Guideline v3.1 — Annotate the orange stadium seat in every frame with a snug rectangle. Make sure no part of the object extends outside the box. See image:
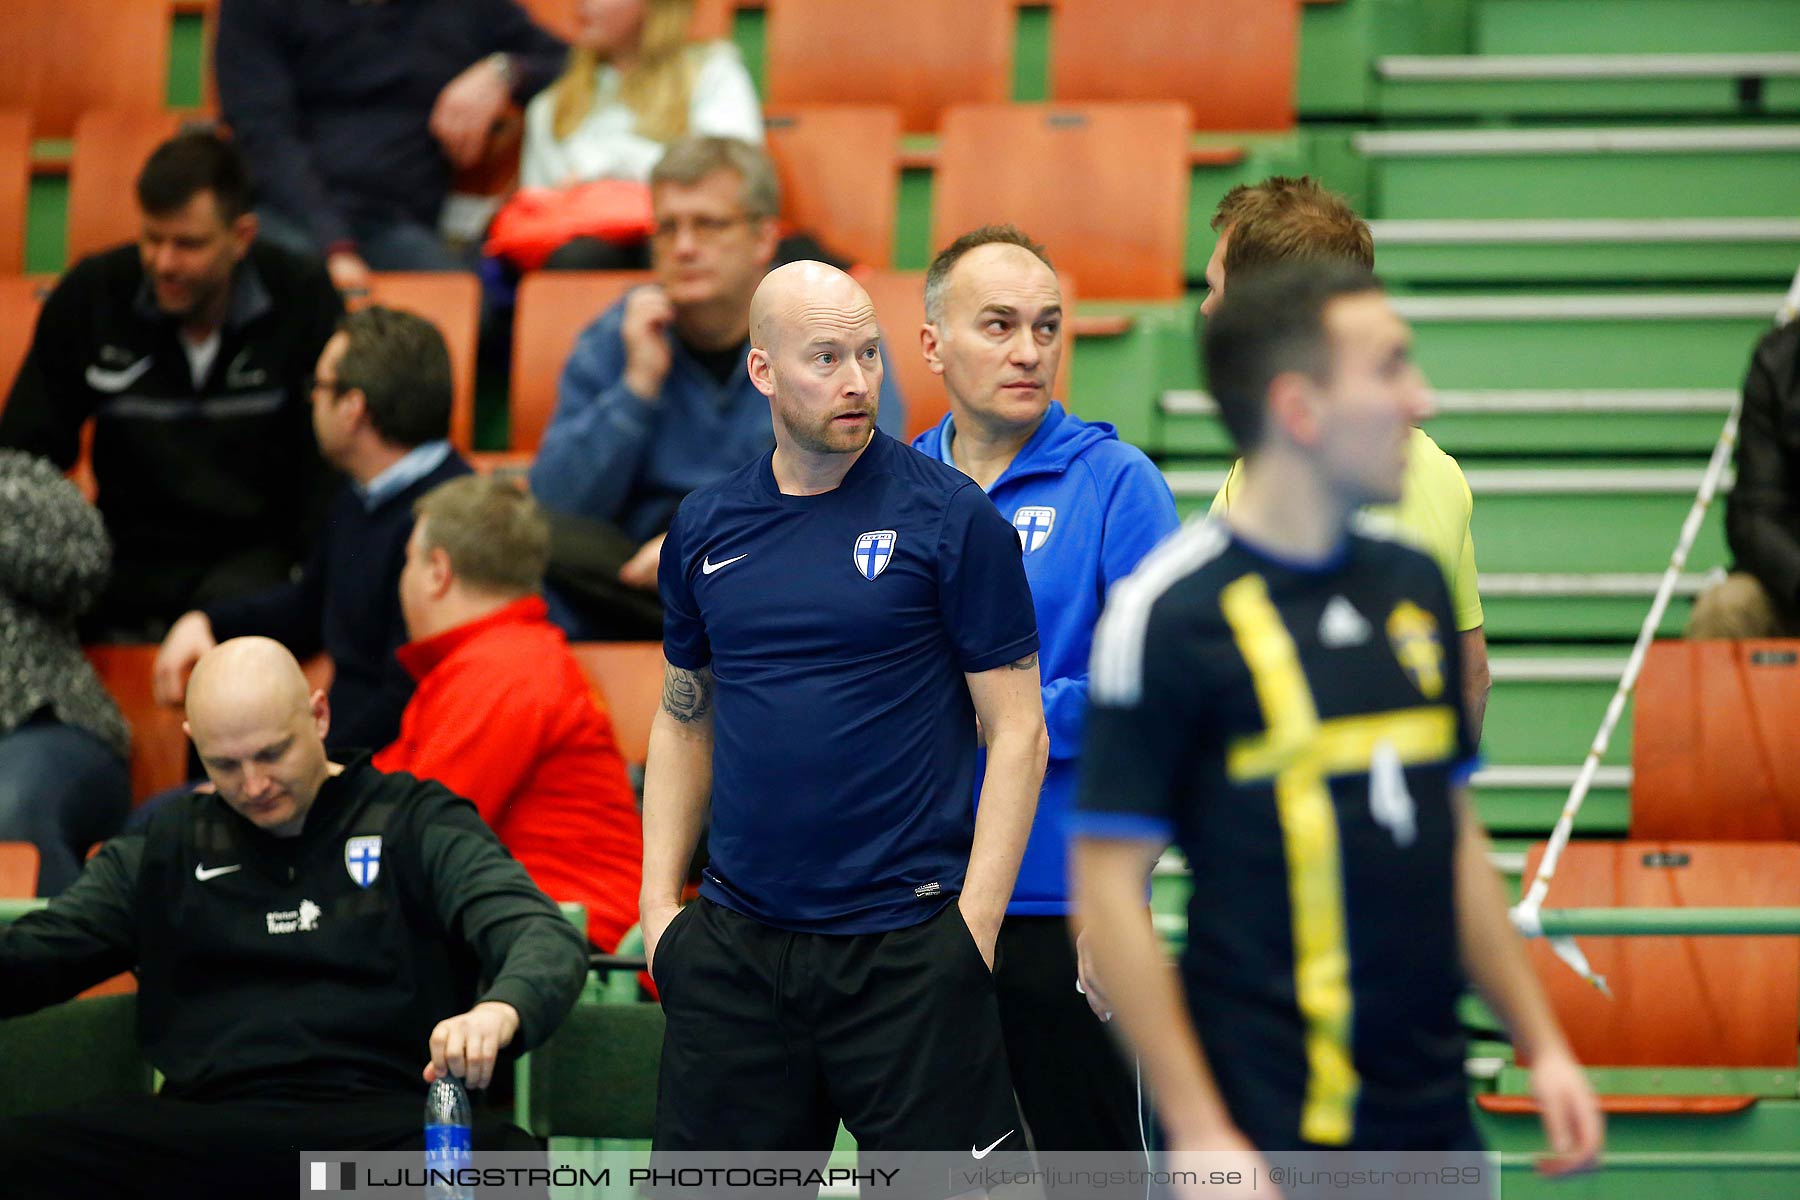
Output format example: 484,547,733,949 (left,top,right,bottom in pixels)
516,0,580,41
520,0,737,42
569,642,666,769
1629,639,1800,841
687,0,737,39
764,0,1013,135
67,110,185,263
0,276,52,410
1049,0,1301,131
0,1,172,140
1480,841,1800,1116
857,271,937,441
84,646,190,804
764,106,900,268
859,269,1077,442
356,273,483,455
0,275,91,495
510,270,654,453
933,103,1190,300
0,842,41,898
0,110,29,274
